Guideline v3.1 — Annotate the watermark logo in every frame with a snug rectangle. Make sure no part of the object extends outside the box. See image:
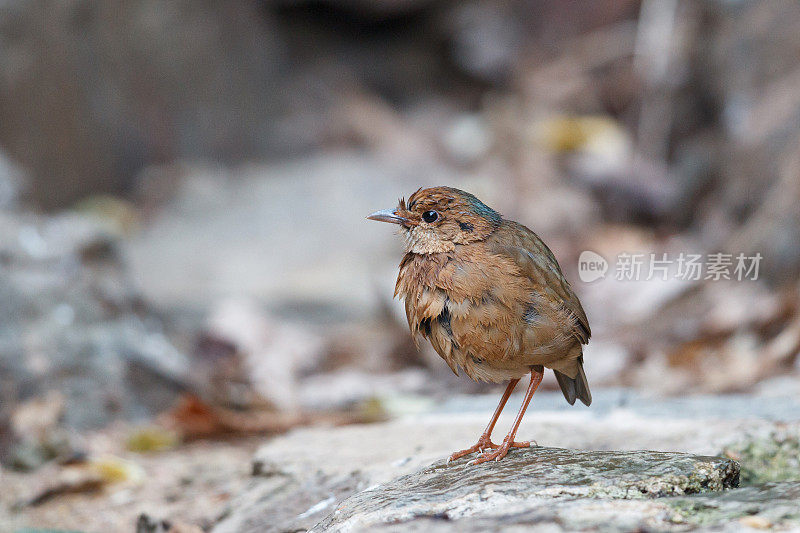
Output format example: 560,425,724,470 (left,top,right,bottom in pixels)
578,251,762,282
578,250,609,283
